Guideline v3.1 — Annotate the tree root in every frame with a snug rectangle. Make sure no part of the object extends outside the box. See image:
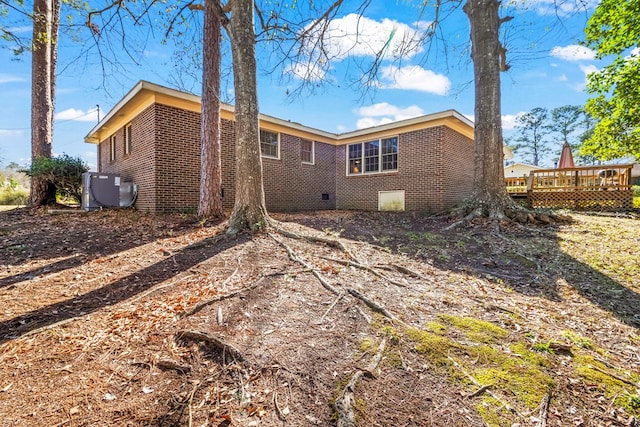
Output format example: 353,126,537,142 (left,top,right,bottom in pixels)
272,223,358,259
335,337,387,427
269,233,341,296
177,330,245,363
539,392,551,427
345,288,404,326
320,256,409,288
179,272,274,319
270,232,405,326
